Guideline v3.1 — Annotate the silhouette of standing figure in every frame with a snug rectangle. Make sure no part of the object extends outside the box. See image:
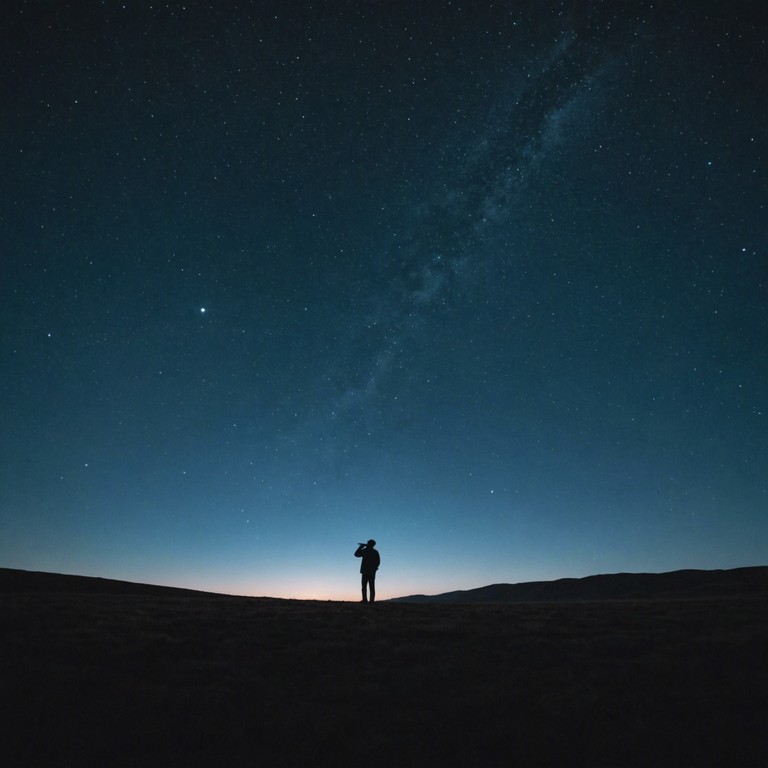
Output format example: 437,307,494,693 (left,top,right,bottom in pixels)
355,540,380,603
